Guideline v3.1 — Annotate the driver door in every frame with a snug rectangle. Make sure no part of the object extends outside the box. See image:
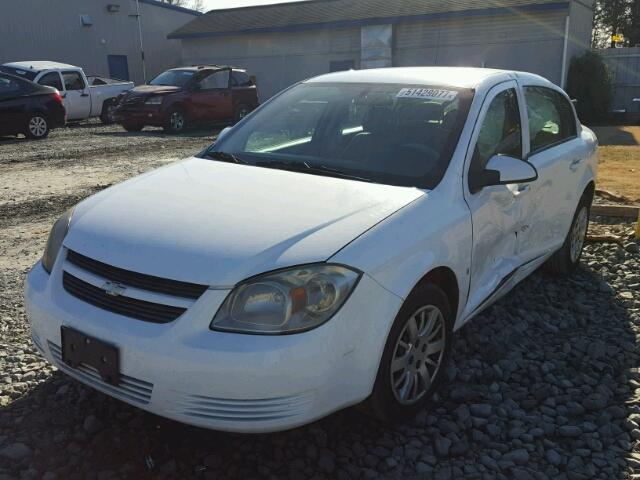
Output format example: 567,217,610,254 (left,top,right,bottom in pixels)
462,81,529,320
